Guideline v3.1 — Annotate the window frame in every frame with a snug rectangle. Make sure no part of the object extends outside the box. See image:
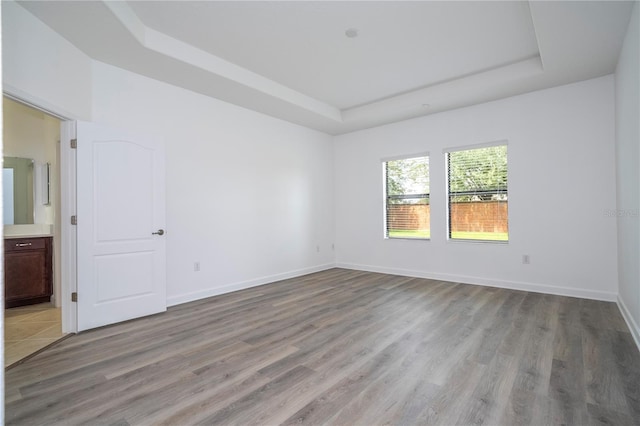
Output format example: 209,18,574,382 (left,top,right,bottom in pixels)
382,152,431,241
444,141,509,244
